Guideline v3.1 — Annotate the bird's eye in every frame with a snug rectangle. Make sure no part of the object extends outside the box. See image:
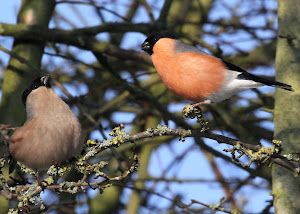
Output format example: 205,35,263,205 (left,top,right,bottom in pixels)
33,83,39,89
